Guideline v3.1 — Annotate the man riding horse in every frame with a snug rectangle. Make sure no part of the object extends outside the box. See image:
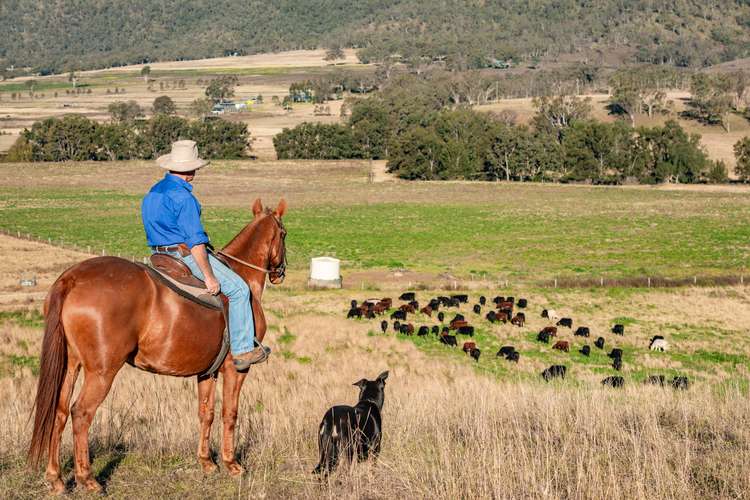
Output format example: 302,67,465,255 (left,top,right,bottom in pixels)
142,140,269,370
28,139,287,493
